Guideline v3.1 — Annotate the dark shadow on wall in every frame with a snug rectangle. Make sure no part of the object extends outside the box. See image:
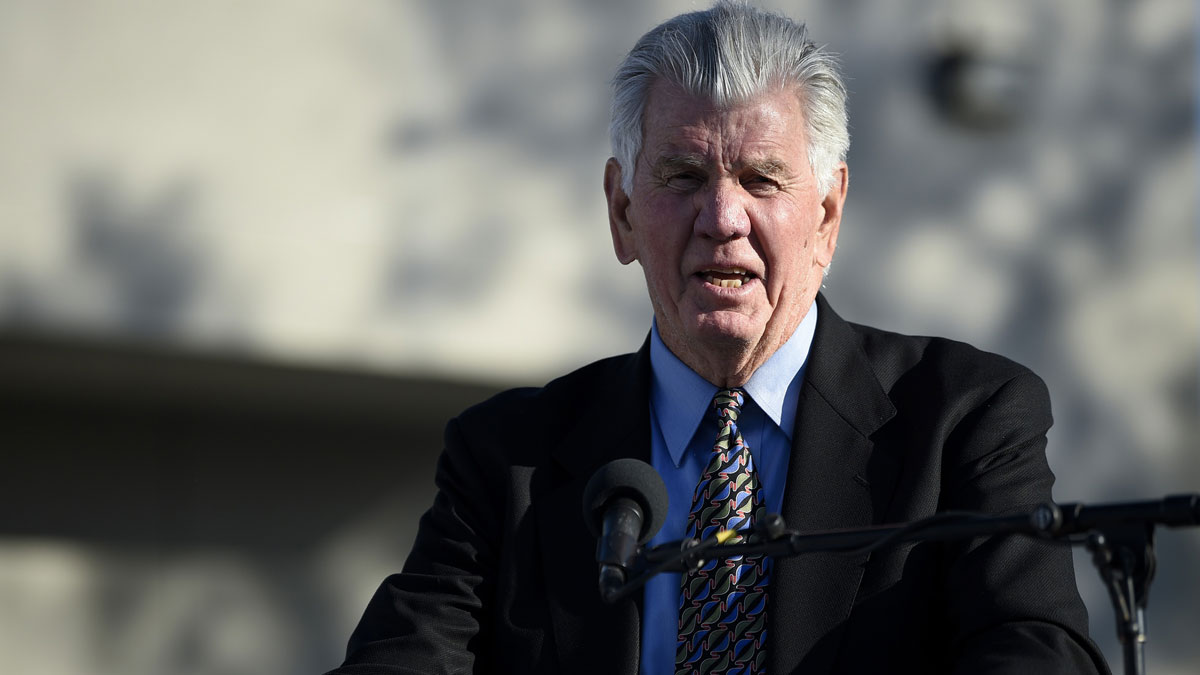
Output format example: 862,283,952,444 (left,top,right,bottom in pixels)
0,170,230,342
0,333,502,546
0,334,505,673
